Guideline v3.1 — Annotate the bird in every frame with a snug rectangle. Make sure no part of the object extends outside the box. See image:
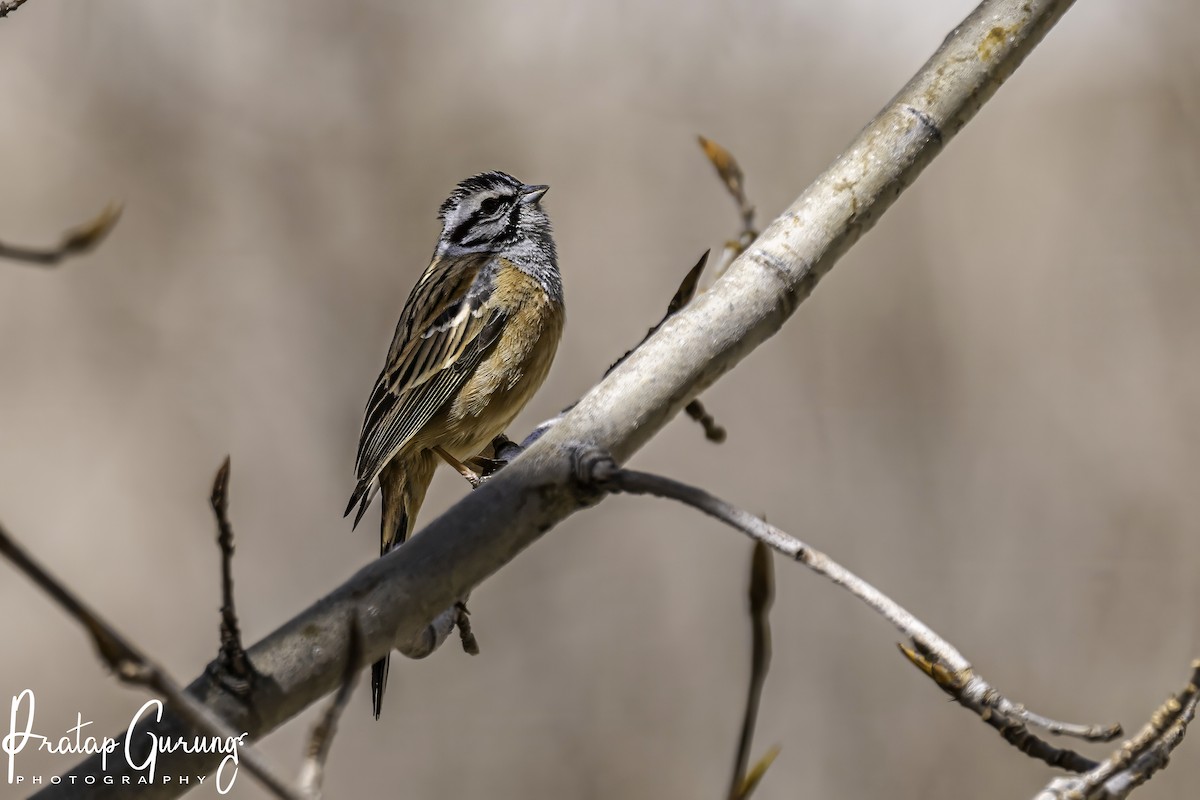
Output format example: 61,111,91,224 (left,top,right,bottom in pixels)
345,170,565,719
